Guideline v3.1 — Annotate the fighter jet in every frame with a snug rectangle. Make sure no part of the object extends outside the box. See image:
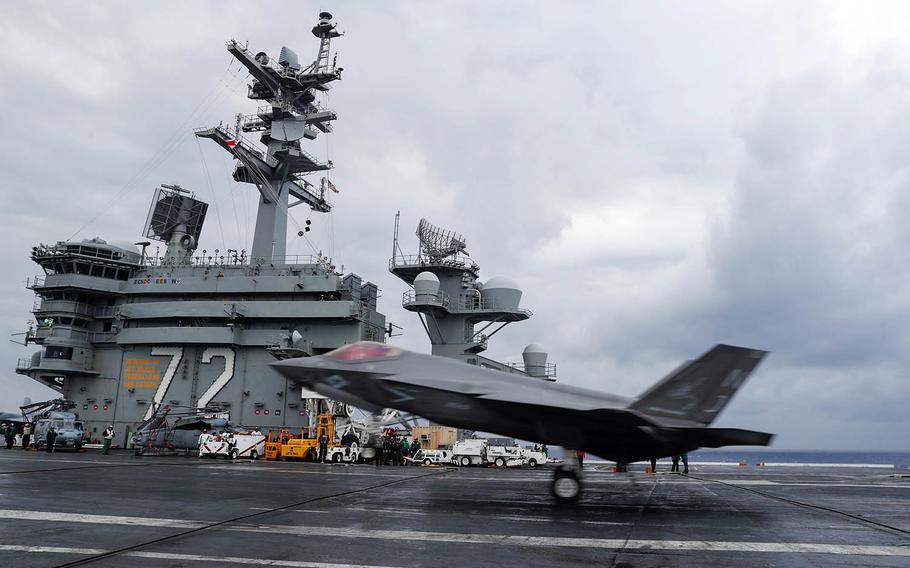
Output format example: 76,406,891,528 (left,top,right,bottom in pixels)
272,341,773,502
